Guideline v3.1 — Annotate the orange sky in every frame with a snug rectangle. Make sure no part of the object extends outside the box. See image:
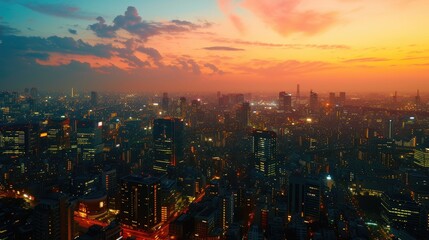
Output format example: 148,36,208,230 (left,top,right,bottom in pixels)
1,0,428,92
